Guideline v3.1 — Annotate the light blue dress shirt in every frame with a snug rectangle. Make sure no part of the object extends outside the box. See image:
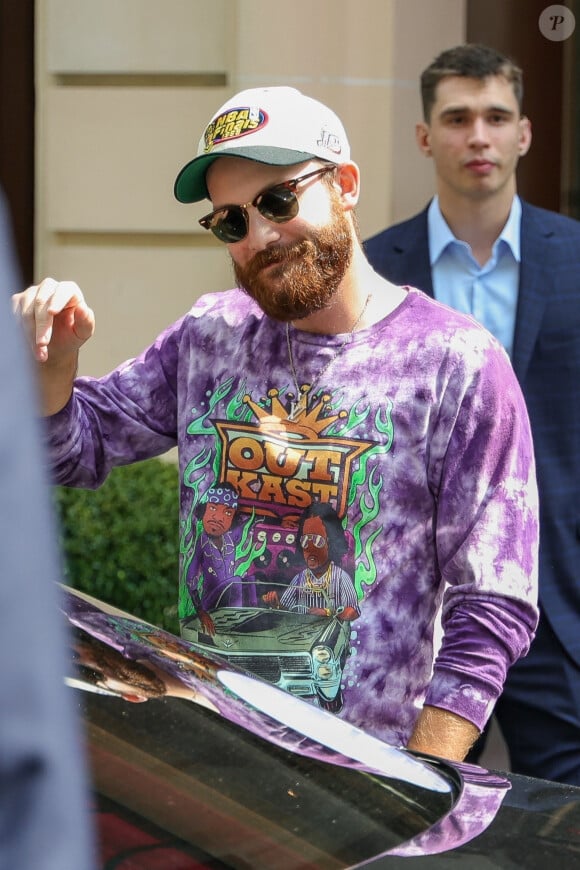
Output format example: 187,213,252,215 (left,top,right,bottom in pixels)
428,195,521,358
